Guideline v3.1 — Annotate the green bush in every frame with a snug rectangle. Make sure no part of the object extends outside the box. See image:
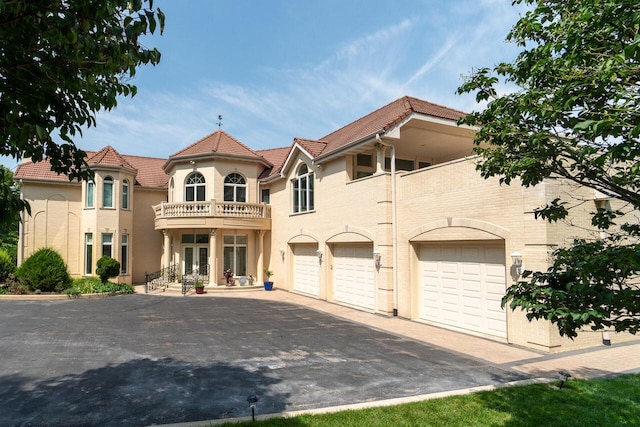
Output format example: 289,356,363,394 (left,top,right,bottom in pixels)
69,276,134,295
15,248,71,292
0,248,15,282
96,256,120,284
